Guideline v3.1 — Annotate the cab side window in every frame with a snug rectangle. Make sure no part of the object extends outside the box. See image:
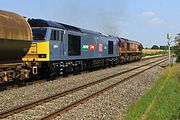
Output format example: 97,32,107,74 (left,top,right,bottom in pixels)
108,41,113,54
51,30,60,41
127,43,130,51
